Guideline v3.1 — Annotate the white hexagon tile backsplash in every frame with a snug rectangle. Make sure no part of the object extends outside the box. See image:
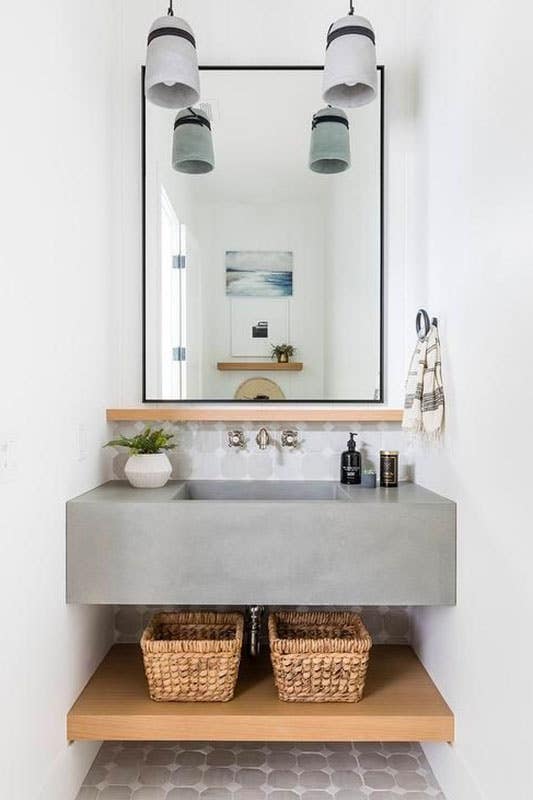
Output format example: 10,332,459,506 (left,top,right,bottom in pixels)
114,605,411,646
110,421,412,483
